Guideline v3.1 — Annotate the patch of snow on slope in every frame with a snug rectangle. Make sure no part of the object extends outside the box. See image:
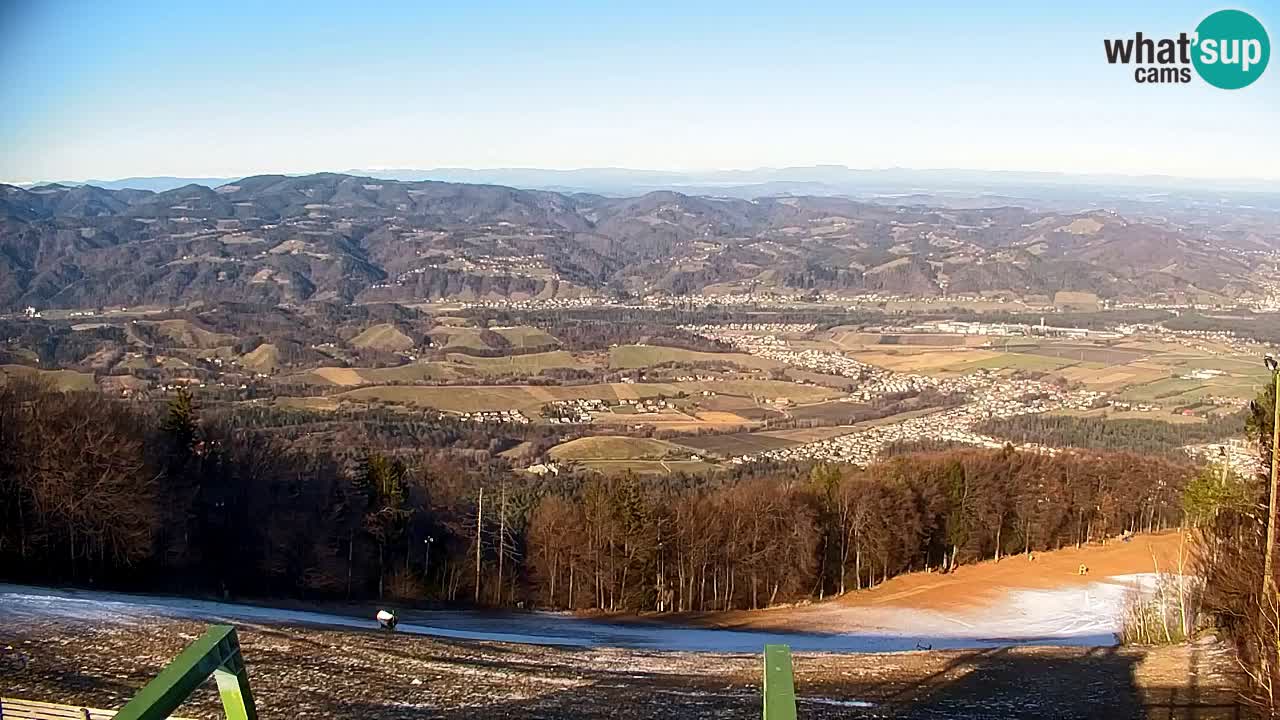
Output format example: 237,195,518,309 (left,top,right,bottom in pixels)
0,576,1161,653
